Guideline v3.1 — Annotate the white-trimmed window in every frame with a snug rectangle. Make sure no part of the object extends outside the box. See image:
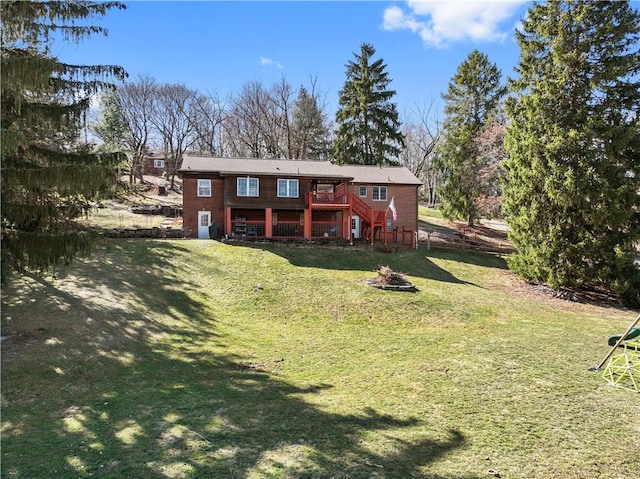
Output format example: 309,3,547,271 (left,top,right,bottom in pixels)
359,185,367,197
278,179,299,198
153,159,165,168
237,177,259,197
372,186,387,201
197,179,211,197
